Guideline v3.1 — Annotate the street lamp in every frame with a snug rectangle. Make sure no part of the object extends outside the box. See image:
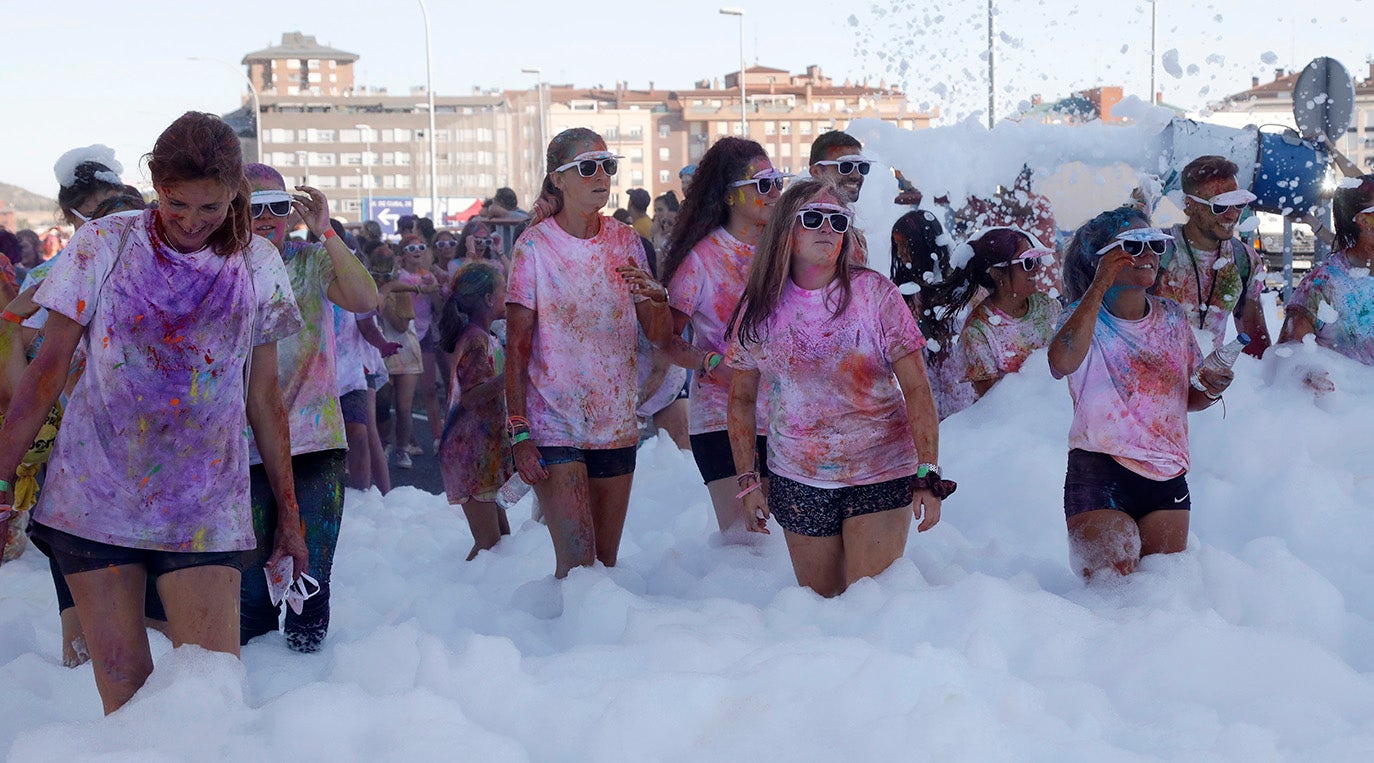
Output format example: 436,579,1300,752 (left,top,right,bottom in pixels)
521,67,547,186
188,56,262,163
356,123,373,221
719,8,746,136
1150,0,1159,104
986,0,996,129
417,0,440,224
